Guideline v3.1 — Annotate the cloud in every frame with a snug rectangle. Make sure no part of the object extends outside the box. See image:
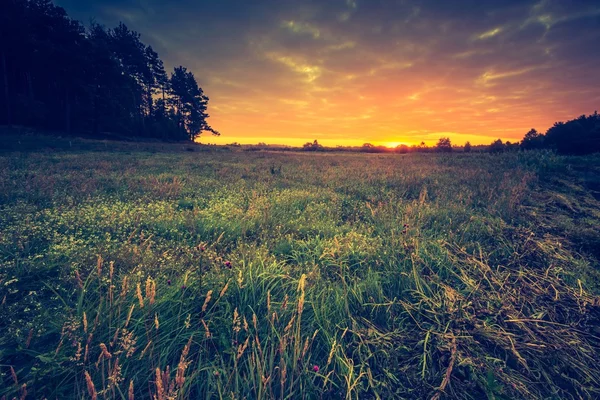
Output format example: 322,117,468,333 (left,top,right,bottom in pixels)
54,0,600,145
281,20,321,39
